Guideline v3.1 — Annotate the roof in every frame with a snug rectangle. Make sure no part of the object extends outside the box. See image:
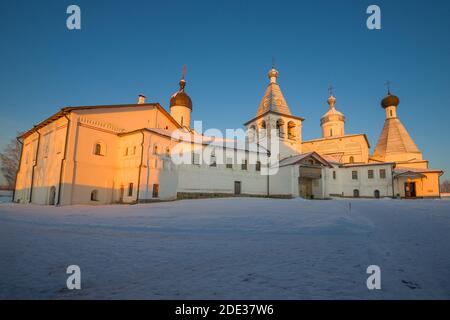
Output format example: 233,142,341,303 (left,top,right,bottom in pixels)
278,152,333,168
137,128,268,153
341,162,395,168
393,167,444,177
19,103,181,139
302,133,370,148
372,118,421,160
256,81,292,117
